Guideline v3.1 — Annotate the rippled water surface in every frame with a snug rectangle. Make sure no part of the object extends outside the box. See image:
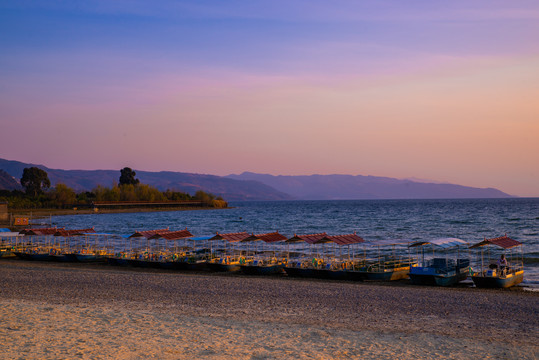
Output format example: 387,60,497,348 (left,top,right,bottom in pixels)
48,198,539,285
